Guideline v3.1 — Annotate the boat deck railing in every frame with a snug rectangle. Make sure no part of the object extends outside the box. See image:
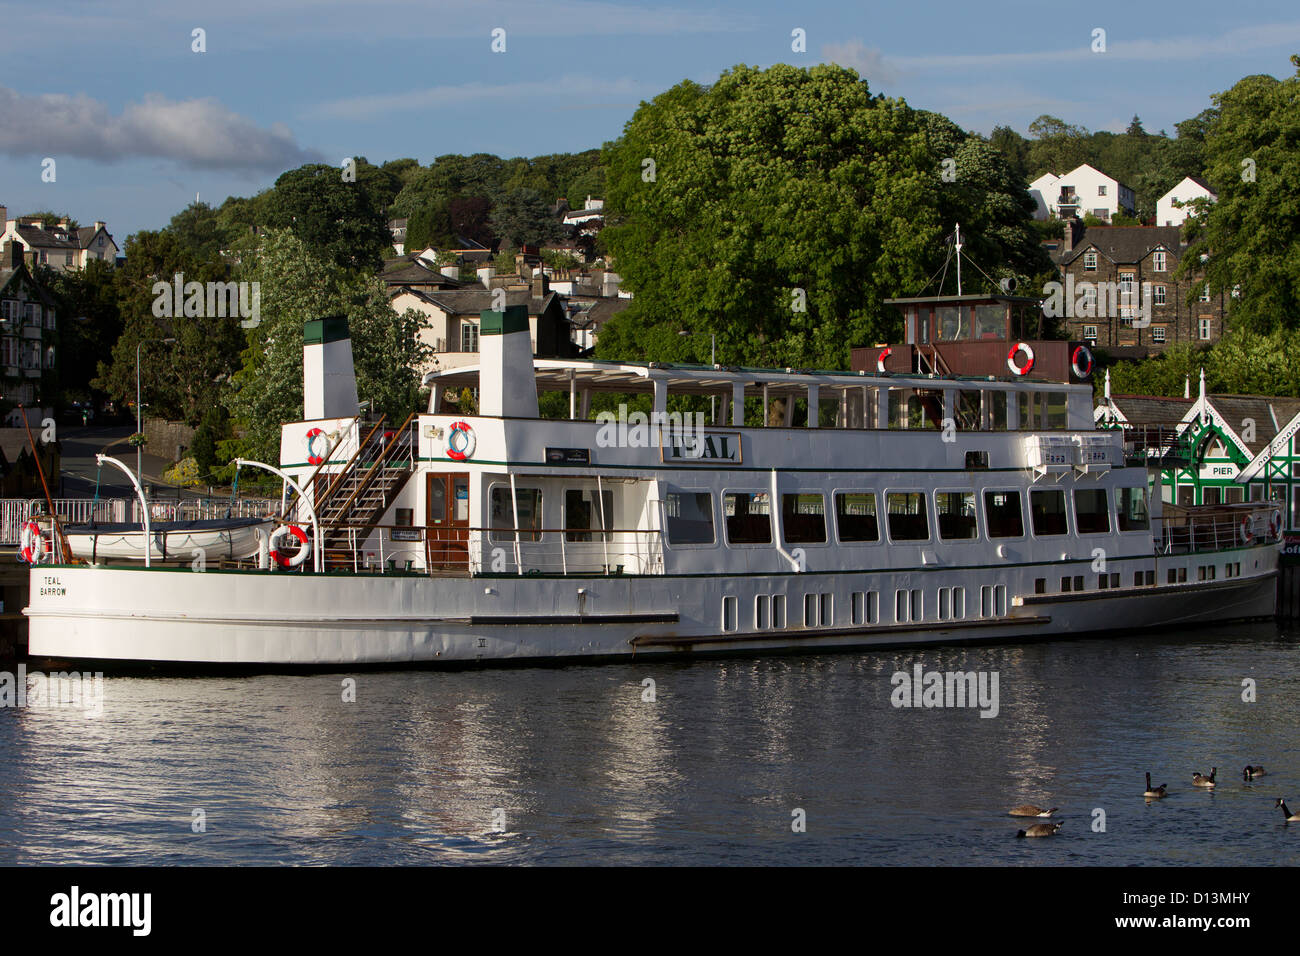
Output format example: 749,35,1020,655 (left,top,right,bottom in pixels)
319,524,665,576
1,497,277,545
1156,504,1282,554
